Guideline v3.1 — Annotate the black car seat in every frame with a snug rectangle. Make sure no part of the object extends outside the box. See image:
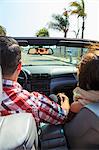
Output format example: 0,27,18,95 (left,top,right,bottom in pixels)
39,124,68,150
64,103,99,150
